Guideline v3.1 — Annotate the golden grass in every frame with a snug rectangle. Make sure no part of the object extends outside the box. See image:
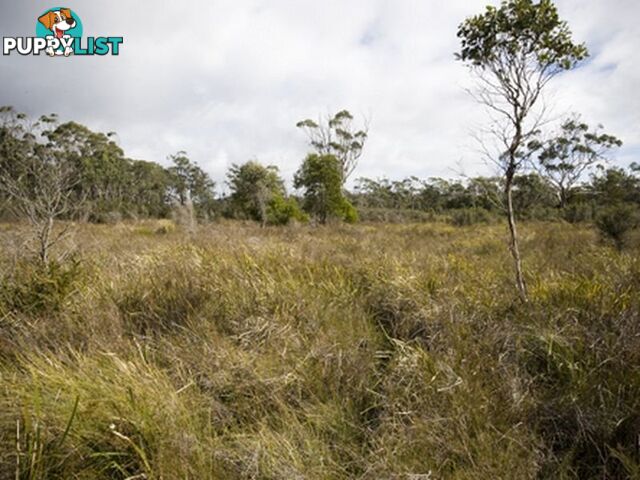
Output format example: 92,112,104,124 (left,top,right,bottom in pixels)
0,220,639,479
